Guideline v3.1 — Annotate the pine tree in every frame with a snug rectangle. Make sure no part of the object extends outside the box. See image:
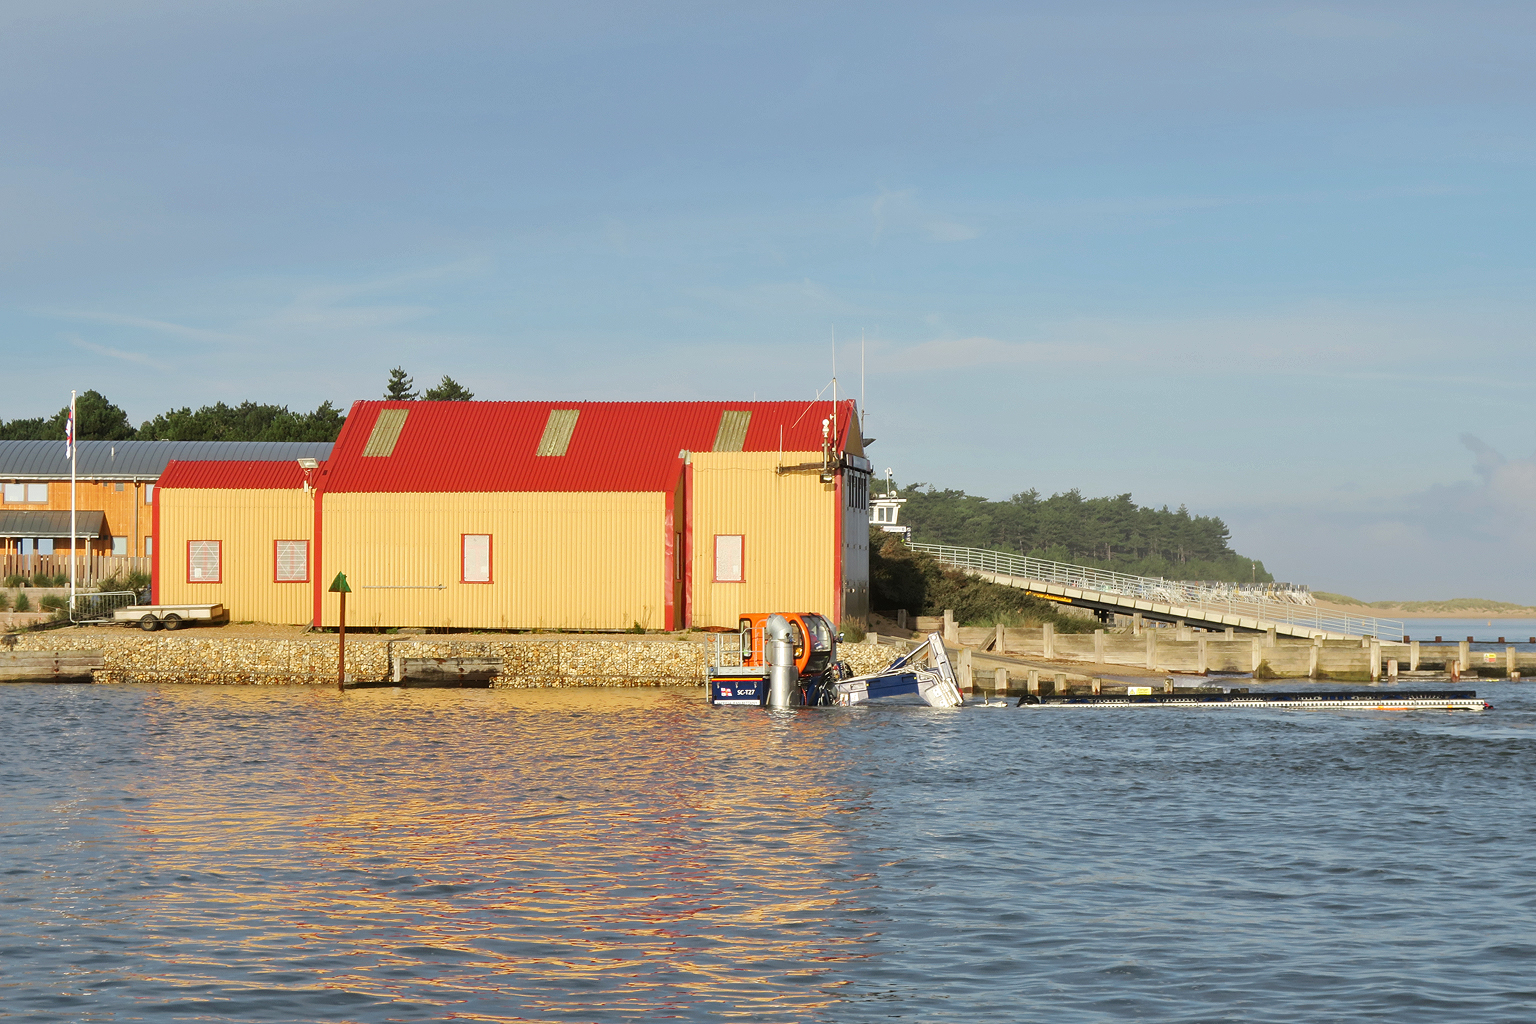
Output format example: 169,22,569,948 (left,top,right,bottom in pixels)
384,367,417,401
422,376,474,401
